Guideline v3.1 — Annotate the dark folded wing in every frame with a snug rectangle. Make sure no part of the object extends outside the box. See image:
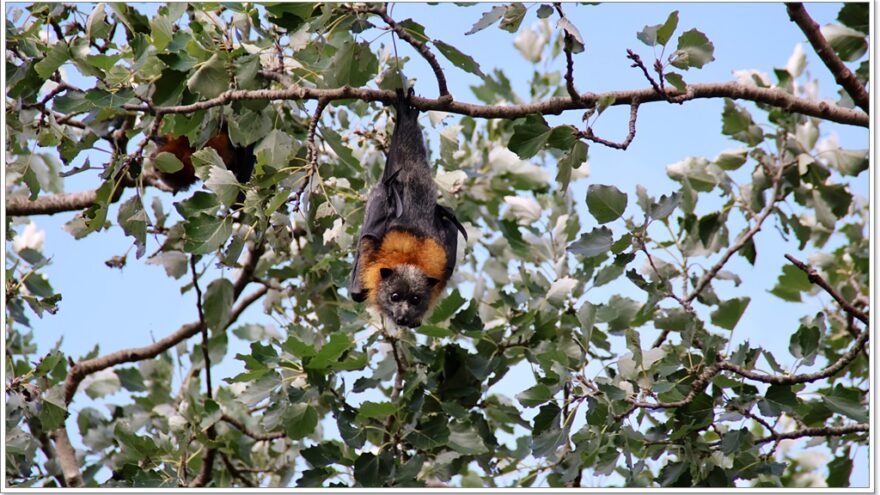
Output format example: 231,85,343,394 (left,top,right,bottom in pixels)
436,205,467,278
349,179,401,301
